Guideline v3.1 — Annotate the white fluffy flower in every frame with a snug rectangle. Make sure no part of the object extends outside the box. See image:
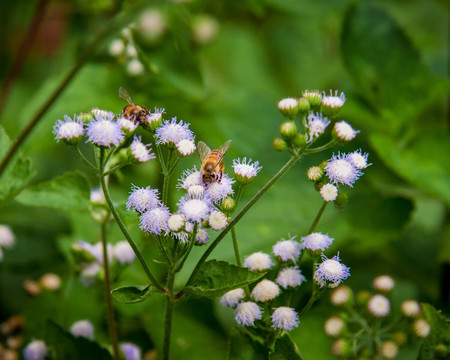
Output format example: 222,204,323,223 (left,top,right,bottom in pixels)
347,150,371,170
276,267,305,289
251,279,280,302
139,206,170,235
209,211,228,231
278,98,298,111
120,342,142,360
155,117,194,145
205,174,234,203
232,158,262,184
109,39,125,56
271,307,299,331
235,302,262,326
324,316,345,337
195,228,210,244
314,255,350,288
176,139,196,156
401,300,421,317
272,238,300,262
127,185,160,213
178,167,203,190
413,319,431,338
307,113,330,142
325,153,362,187
178,195,212,223
70,320,94,340
368,294,390,317
301,232,334,252
243,252,274,271
113,241,135,264
23,340,48,360
187,185,205,198
53,115,84,143
118,116,138,132
40,273,62,290
381,341,398,359
0,225,15,248
86,114,124,147
320,183,338,202
333,121,358,141
322,90,346,109
220,288,245,308
167,214,185,232
330,285,352,306
373,275,394,291
127,59,145,76
131,136,155,162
